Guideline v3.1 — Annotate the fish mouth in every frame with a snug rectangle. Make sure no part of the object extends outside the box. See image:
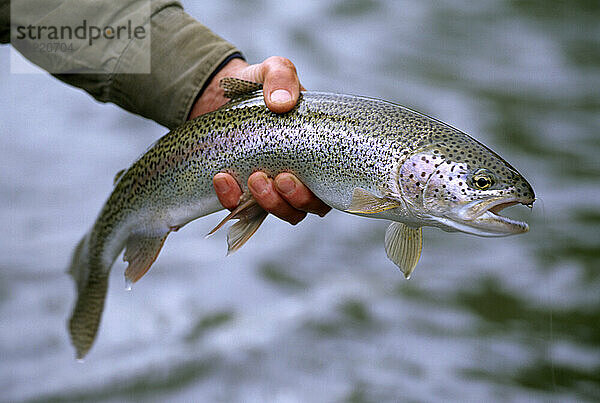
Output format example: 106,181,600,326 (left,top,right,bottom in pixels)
436,197,533,237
